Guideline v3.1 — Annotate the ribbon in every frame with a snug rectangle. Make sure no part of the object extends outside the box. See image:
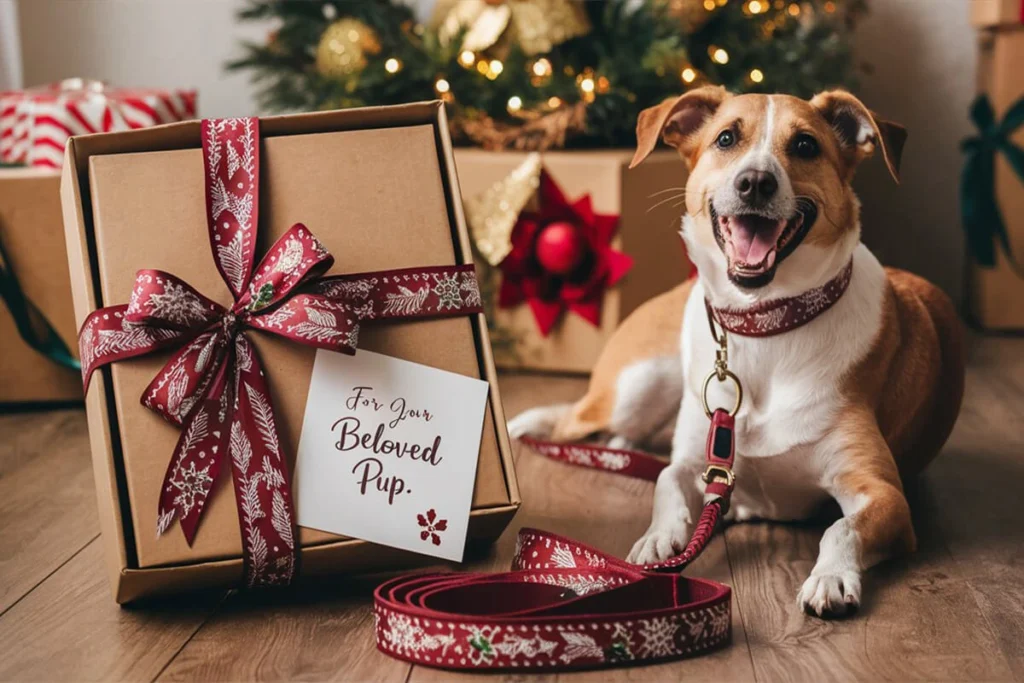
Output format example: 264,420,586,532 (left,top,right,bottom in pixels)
0,230,80,371
79,117,484,587
961,94,1024,274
